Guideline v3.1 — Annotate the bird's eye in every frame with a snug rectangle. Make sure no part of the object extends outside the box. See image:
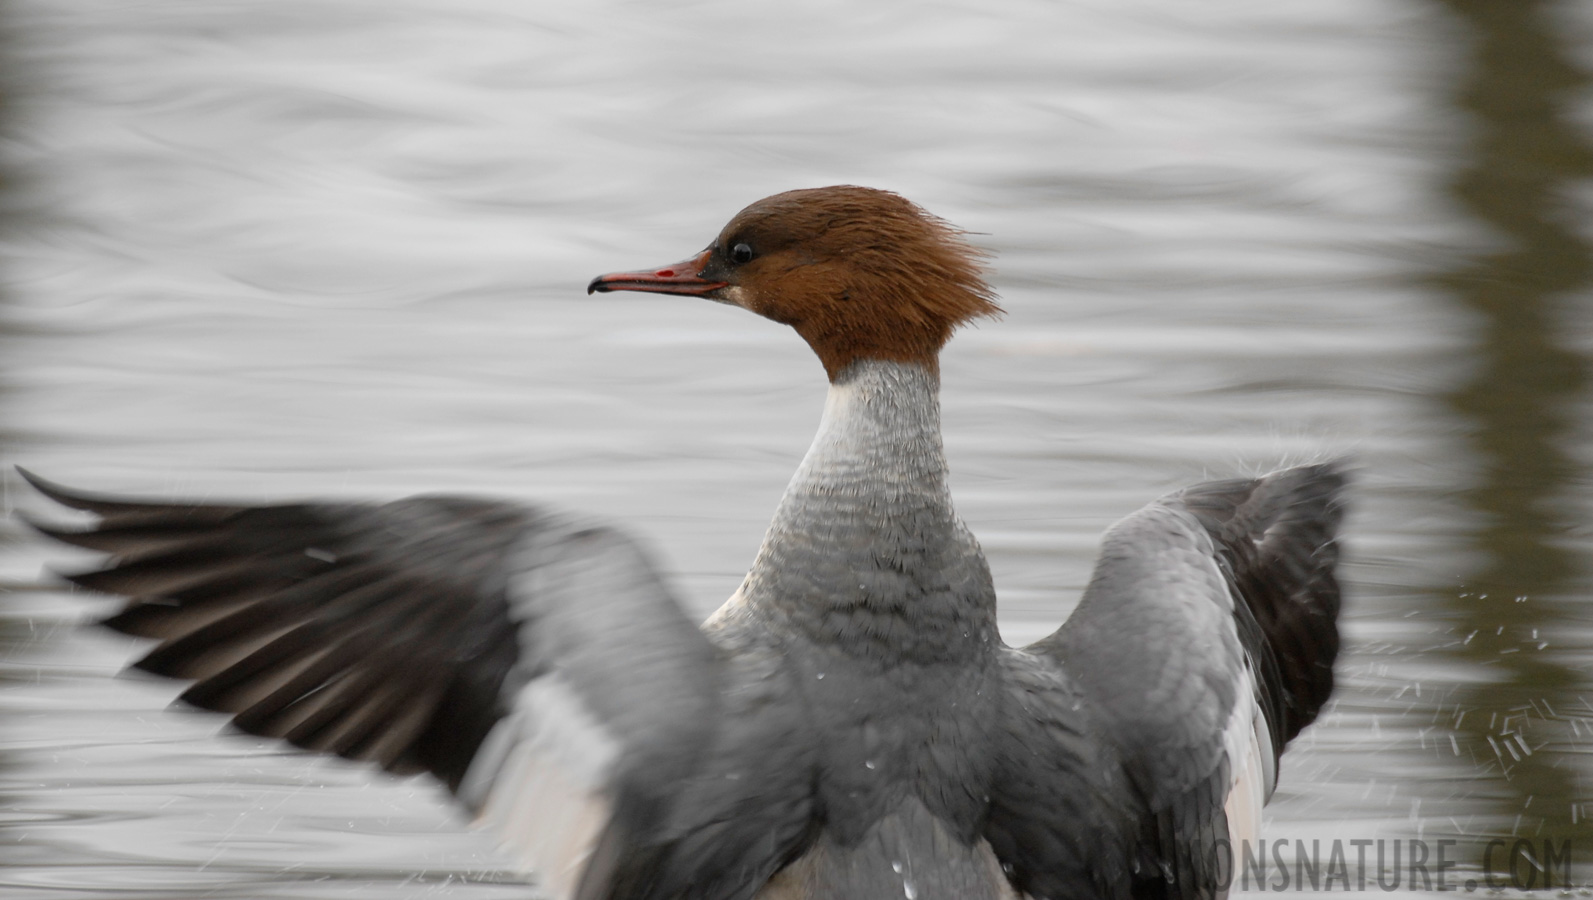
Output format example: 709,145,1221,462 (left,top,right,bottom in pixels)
730,243,755,265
